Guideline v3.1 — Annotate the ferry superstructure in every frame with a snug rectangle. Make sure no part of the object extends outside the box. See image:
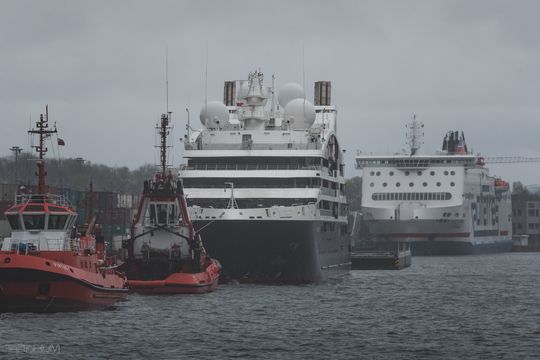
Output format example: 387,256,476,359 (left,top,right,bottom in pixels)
179,71,350,282
355,118,512,255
